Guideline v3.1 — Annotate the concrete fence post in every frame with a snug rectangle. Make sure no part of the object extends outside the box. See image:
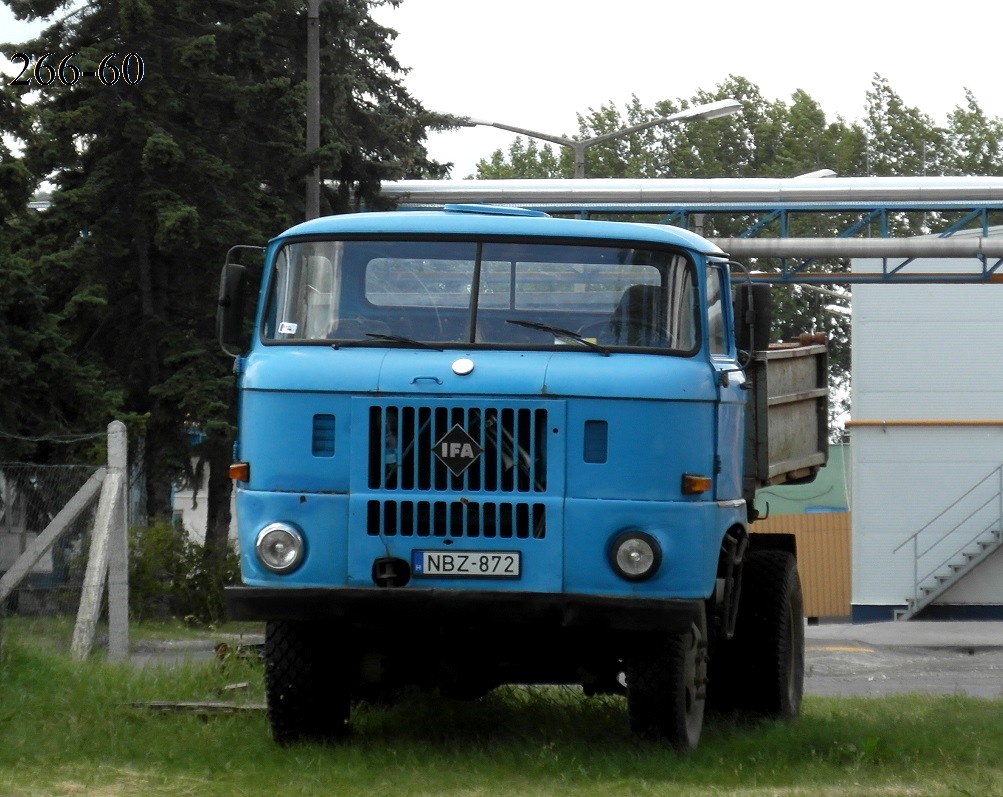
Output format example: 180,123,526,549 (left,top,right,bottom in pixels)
106,421,129,662
71,421,128,661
